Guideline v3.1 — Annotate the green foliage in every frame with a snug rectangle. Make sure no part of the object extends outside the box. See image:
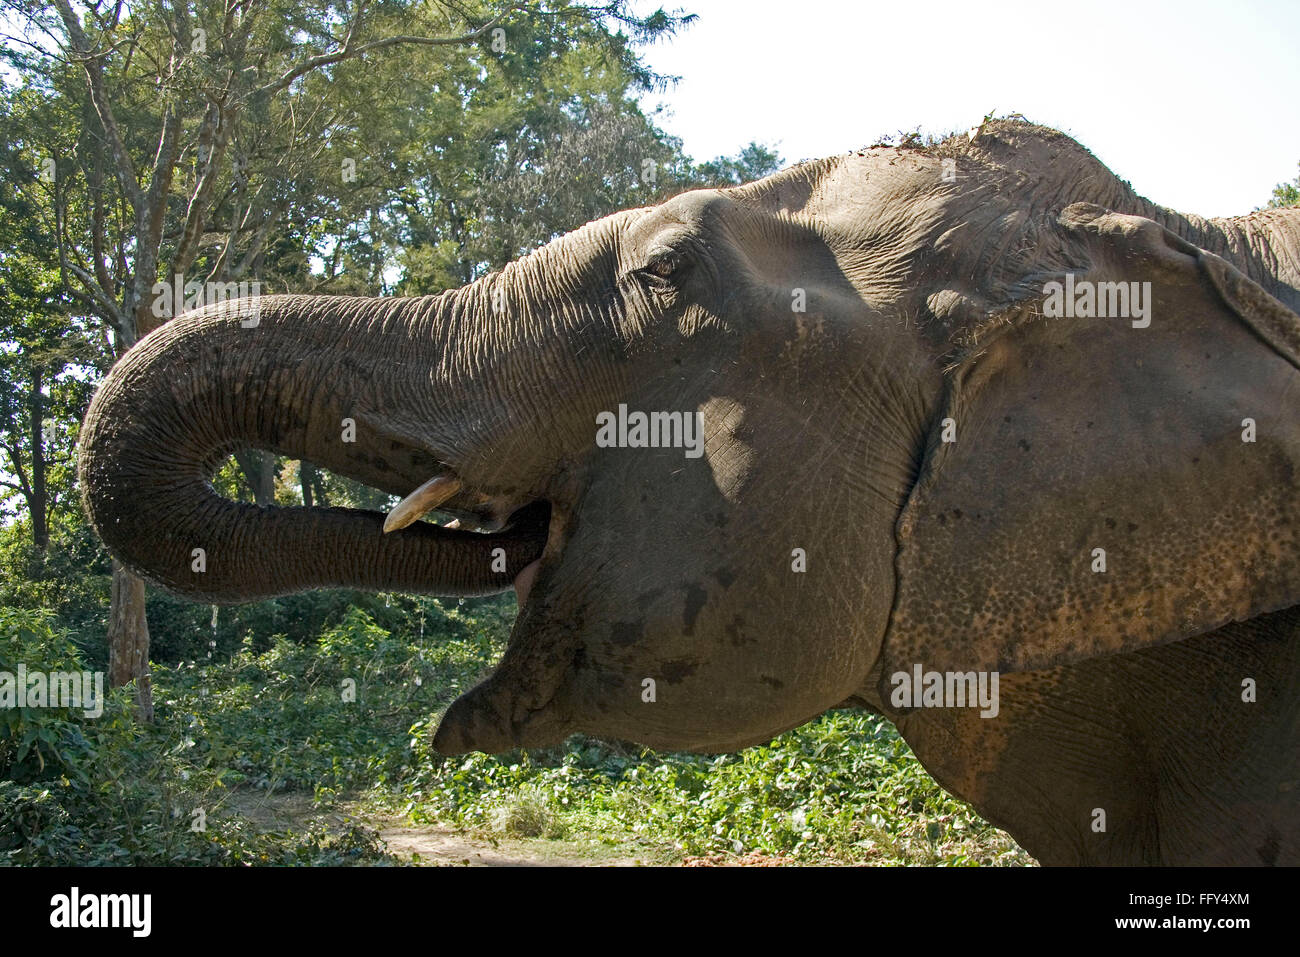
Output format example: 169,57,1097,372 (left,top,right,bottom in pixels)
152,601,506,795
0,601,1028,865
0,88,106,546
0,521,112,661
0,605,406,864
402,714,1029,865
687,142,785,187
1268,162,1299,208
0,608,102,784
